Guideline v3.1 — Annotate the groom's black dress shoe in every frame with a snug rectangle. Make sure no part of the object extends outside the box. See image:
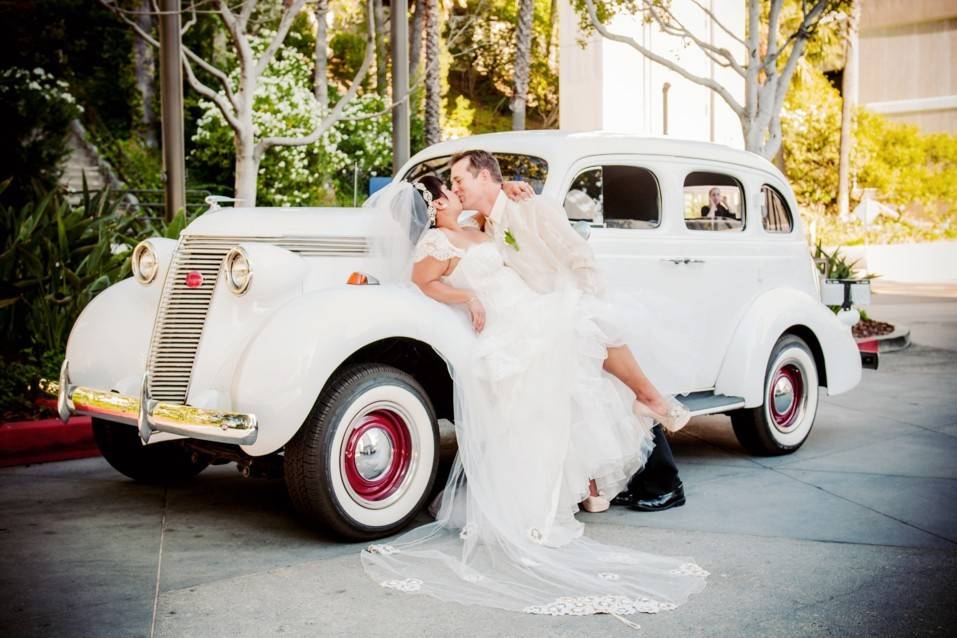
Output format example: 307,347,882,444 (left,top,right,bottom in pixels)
631,483,685,512
611,489,639,507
